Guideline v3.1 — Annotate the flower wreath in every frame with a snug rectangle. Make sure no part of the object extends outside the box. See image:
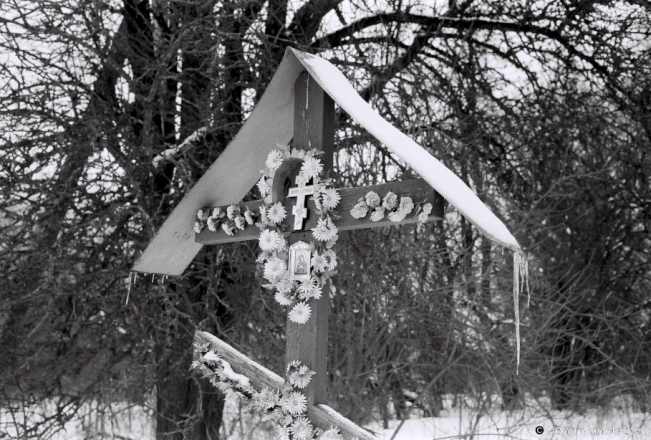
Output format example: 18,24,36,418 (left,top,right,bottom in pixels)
192,343,350,440
256,146,340,325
